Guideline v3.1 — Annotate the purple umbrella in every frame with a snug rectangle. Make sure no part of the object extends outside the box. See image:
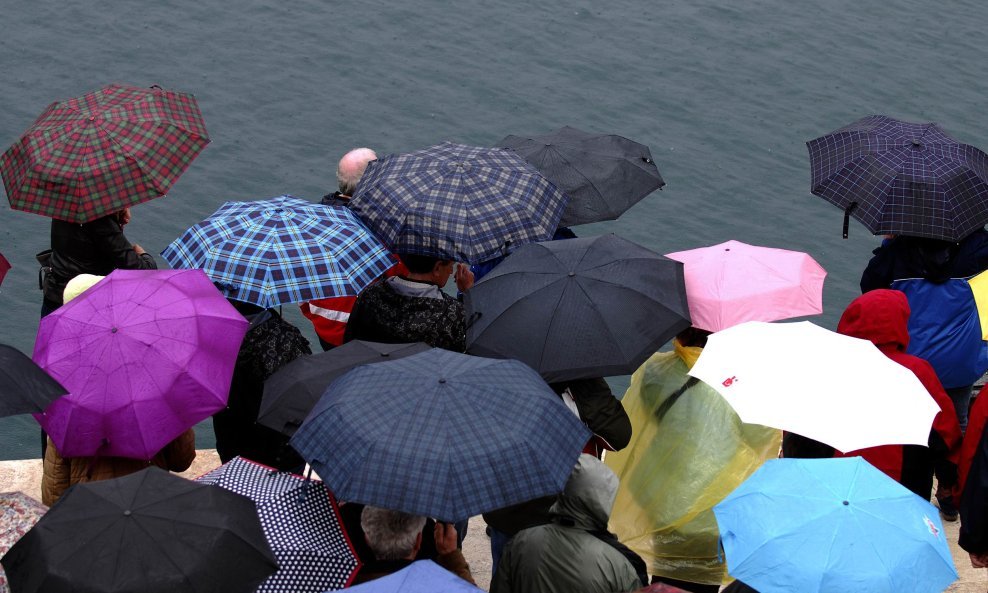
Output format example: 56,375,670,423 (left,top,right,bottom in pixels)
33,269,249,459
